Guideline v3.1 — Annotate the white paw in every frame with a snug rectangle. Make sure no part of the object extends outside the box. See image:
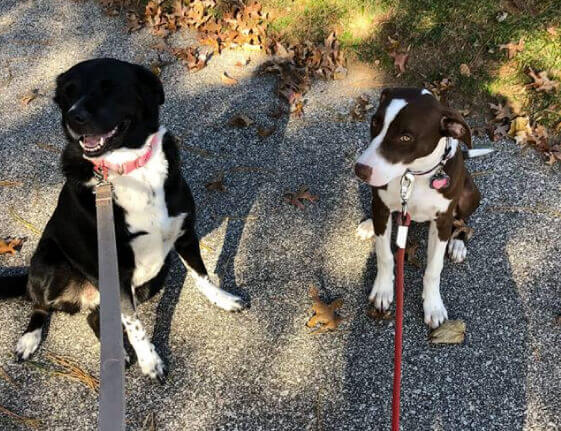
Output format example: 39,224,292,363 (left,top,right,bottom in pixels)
356,219,375,240
137,344,166,382
448,239,467,263
423,295,448,329
369,276,394,311
195,276,249,312
15,329,42,361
